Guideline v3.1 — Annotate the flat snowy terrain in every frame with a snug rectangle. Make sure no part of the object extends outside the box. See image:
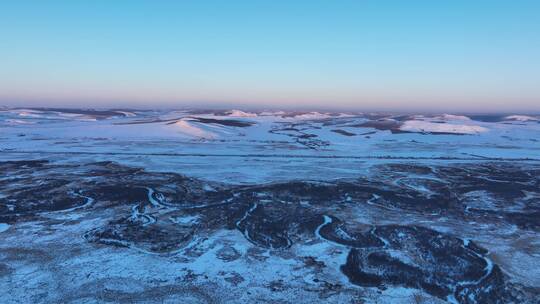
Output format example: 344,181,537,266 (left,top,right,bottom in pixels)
1,108,539,183
1,108,539,303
